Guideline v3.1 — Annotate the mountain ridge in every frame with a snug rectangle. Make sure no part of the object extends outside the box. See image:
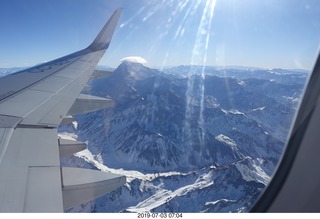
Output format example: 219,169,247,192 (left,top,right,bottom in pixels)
57,61,306,212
